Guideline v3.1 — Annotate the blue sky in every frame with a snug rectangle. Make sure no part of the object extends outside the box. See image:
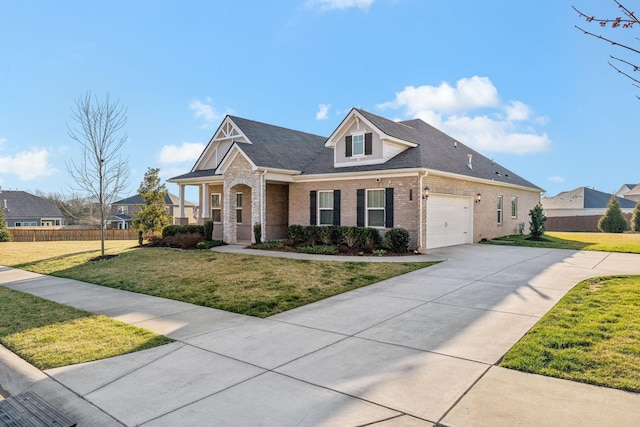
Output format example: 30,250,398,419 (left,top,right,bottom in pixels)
1,0,638,202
